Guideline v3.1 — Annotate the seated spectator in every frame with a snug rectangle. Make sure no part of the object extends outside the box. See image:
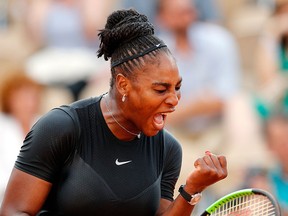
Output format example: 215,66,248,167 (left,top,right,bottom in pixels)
240,166,272,192
234,109,288,216
254,0,288,119
118,0,223,25
25,0,113,100
156,0,241,137
0,70,43,205
263,110,288,215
